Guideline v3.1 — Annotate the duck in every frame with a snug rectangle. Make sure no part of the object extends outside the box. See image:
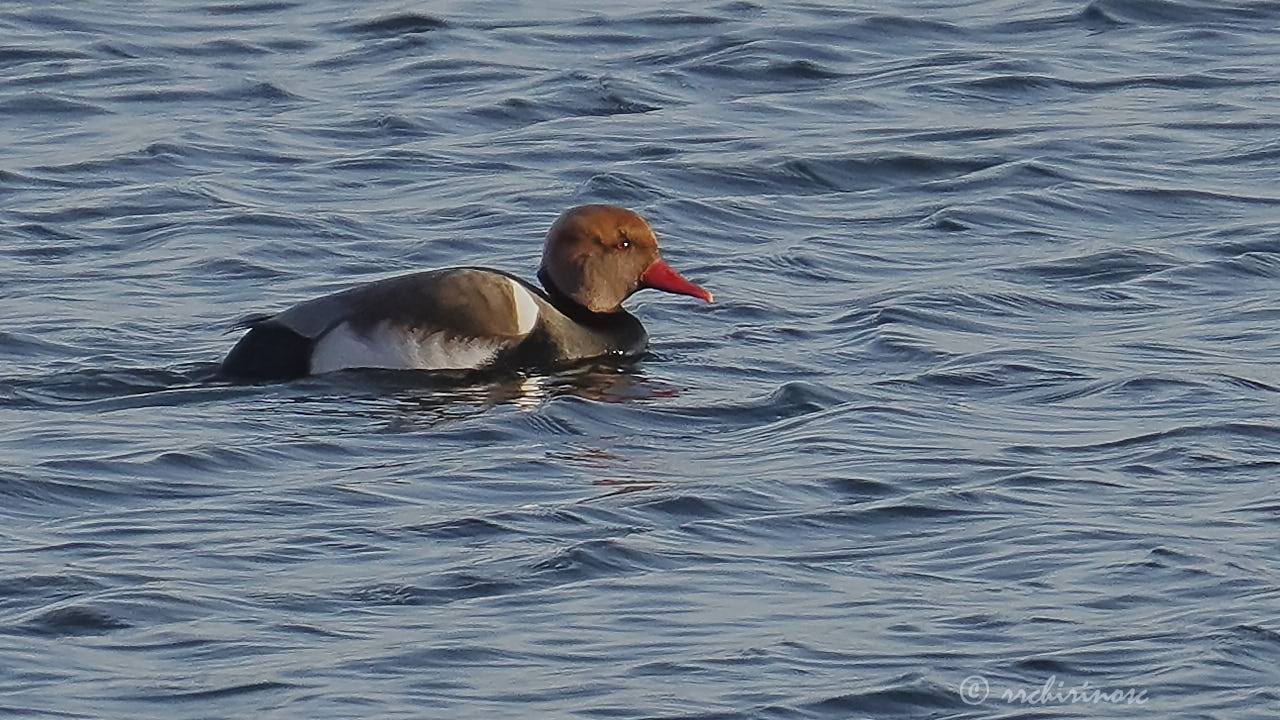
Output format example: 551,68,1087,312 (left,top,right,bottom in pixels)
219,204,713,379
